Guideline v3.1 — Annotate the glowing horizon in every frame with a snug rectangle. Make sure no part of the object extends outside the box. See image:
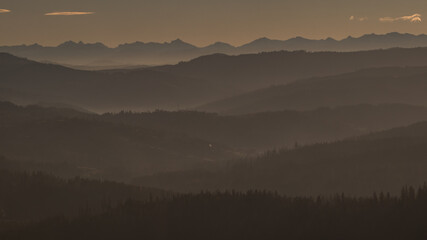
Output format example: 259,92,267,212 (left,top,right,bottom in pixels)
1,0,427,47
